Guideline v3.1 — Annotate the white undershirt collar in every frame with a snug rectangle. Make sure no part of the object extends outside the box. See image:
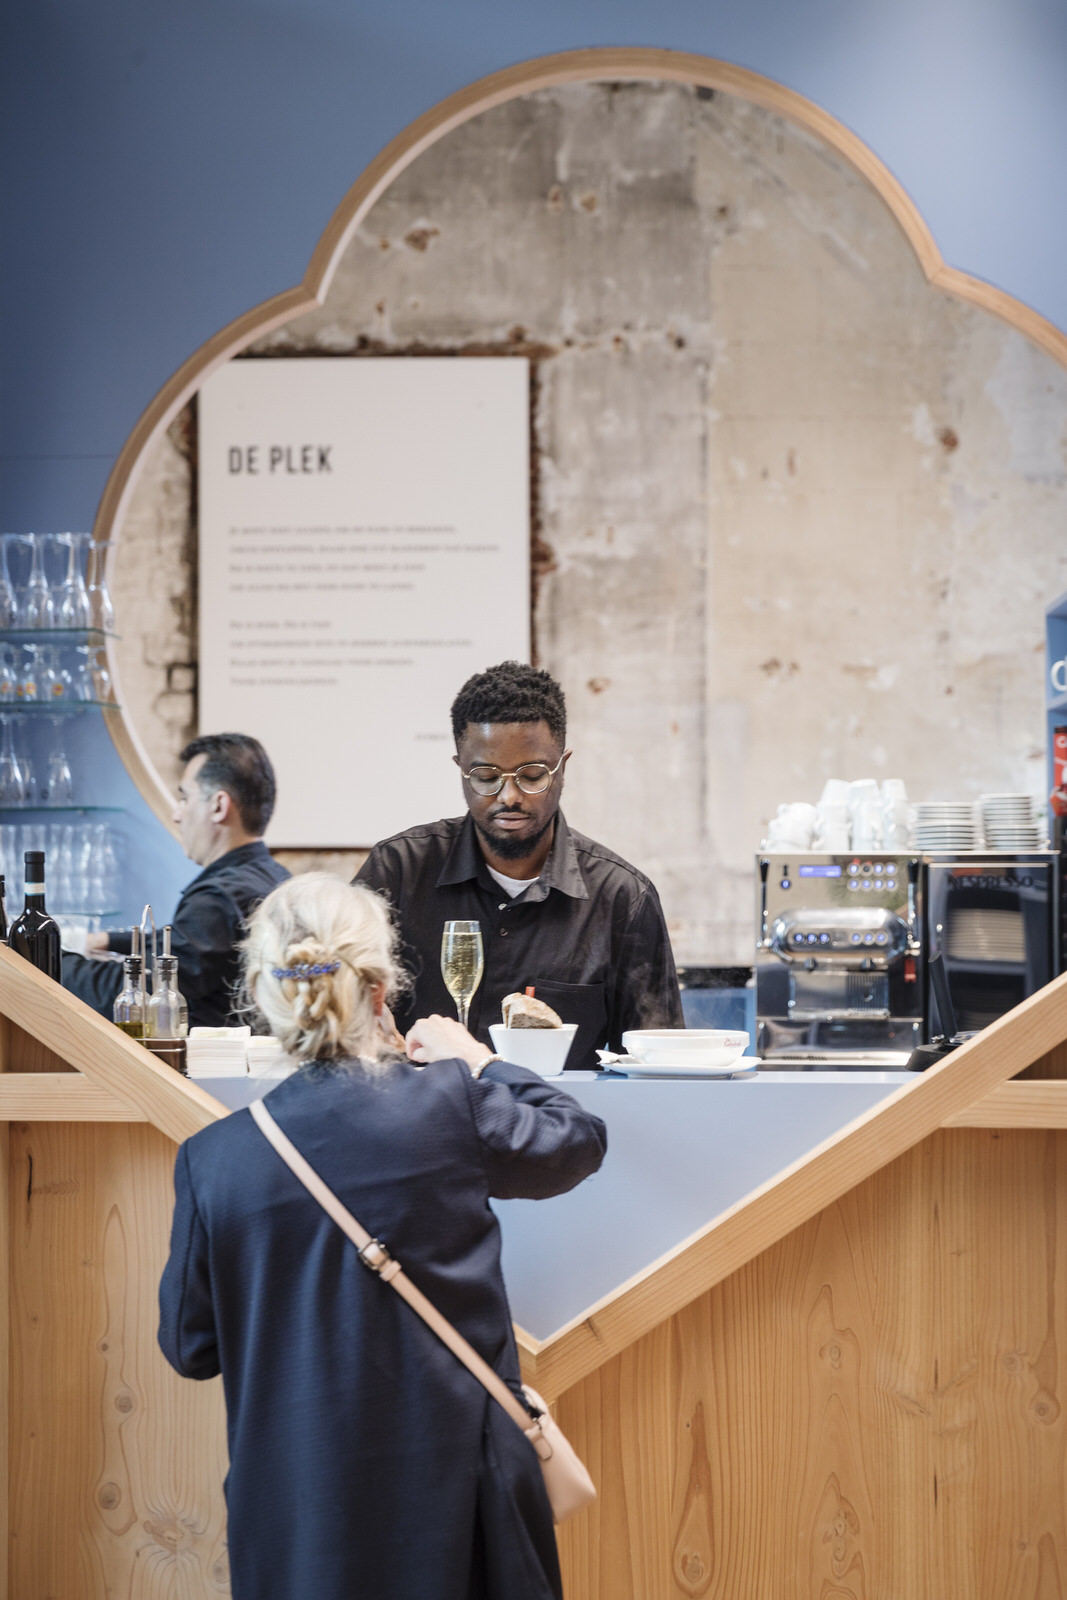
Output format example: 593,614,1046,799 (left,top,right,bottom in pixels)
486,863,540,899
